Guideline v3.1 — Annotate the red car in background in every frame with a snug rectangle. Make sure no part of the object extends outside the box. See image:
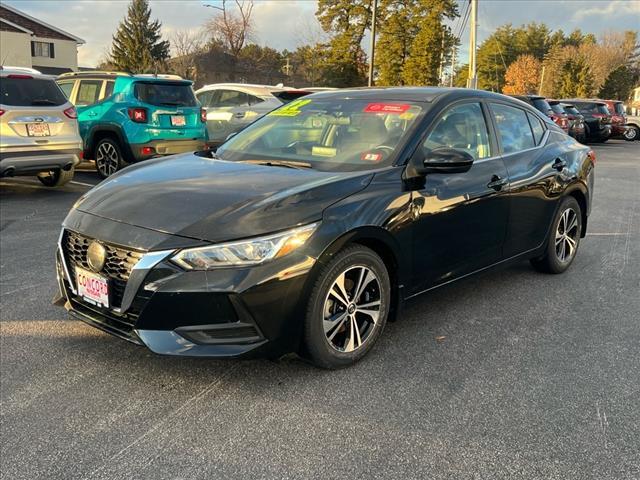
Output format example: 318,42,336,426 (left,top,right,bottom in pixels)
548,100,570,134
599,99,628,138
